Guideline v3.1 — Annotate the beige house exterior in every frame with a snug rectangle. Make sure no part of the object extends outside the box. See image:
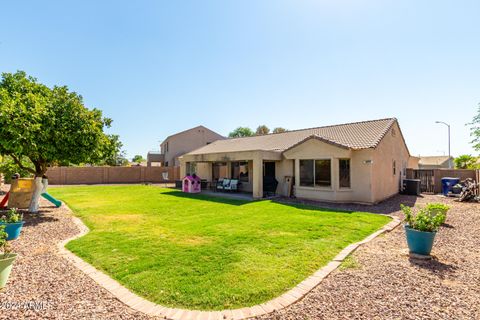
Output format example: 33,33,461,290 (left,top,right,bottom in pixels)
148,126,225,167
180,118,412,204
417,156,453,169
